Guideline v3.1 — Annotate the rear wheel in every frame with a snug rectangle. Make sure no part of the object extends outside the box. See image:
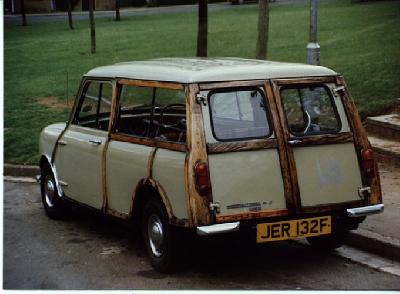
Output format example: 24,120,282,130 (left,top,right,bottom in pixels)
40,165,68,219
142,198,182,273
